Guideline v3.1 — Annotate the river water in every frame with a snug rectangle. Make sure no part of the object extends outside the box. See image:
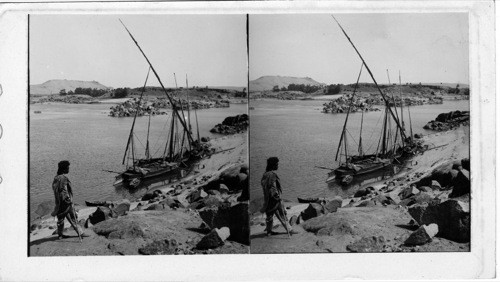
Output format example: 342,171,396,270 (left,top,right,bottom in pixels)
249,99,469,203
29,102,247,219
